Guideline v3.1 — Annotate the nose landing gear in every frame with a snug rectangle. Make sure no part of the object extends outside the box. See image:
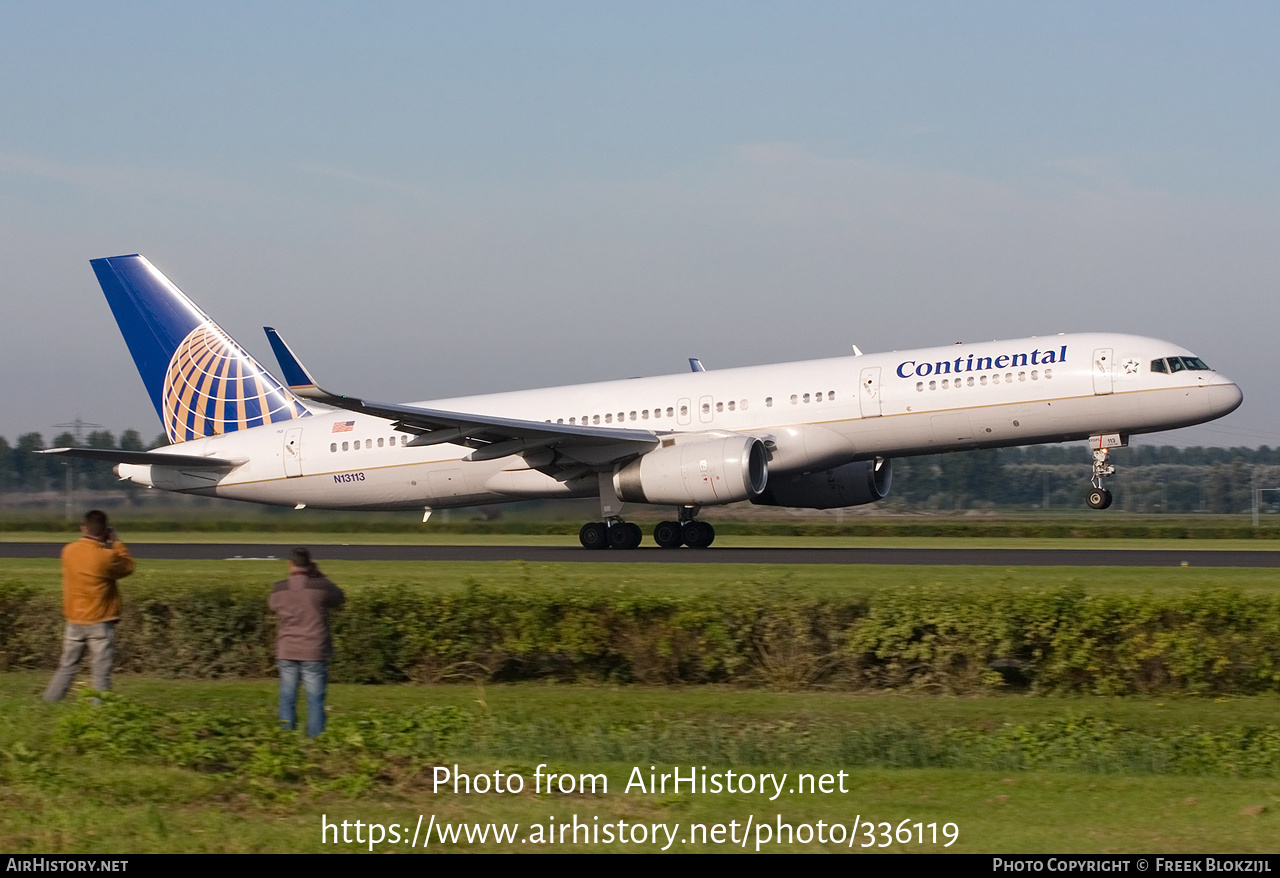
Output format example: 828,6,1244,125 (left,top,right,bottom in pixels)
1085,434,1123,510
